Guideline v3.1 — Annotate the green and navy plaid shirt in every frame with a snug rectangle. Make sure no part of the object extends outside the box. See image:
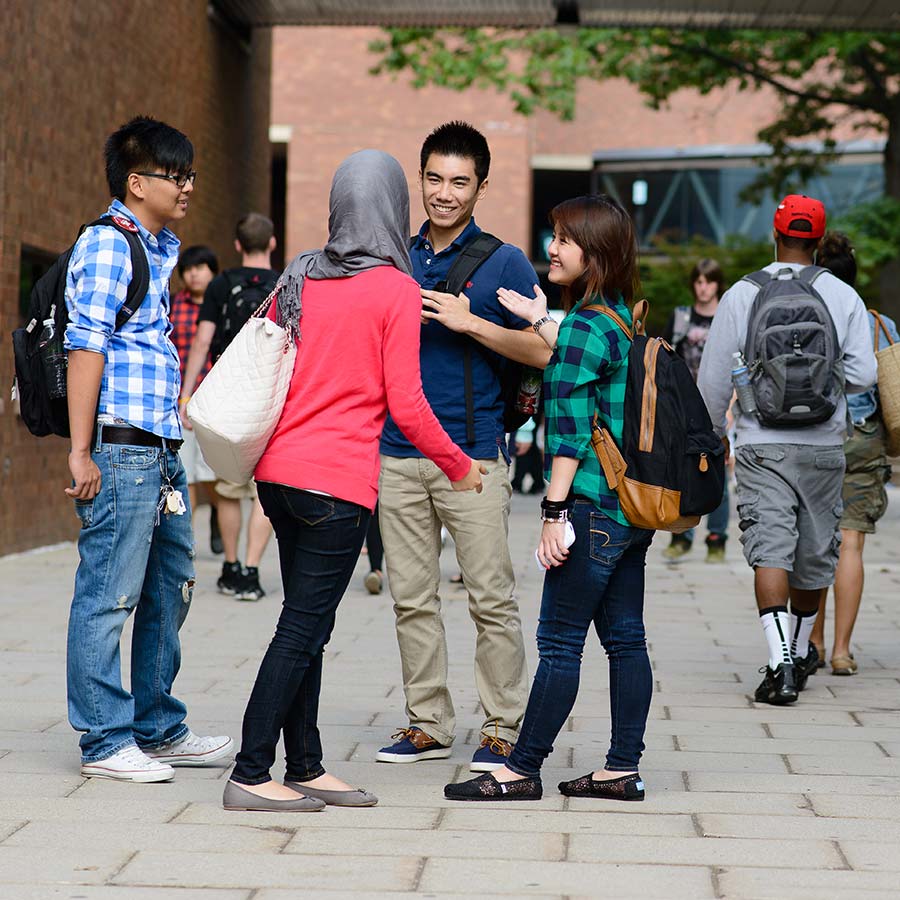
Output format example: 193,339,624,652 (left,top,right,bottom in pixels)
543,297,632,525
